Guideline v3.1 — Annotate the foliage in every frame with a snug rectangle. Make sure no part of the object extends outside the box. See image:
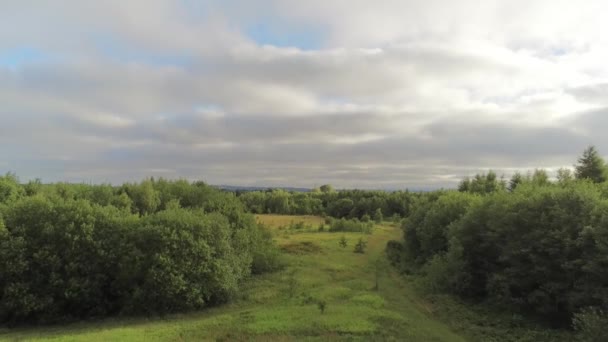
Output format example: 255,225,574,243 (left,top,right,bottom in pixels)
575,146,607,183
0,178,281,324
328,217,373,233
0,173,23,204
391,147,608,327
0,214,573,342
373,208,383,223
403,191,478,267
508,172,523,192
397,180,608,326
353,238,367,254
458,170,506,194
237,187,413,220
572,307,607,342
317,300,327,314
385,240,403,266
339,236,348,248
